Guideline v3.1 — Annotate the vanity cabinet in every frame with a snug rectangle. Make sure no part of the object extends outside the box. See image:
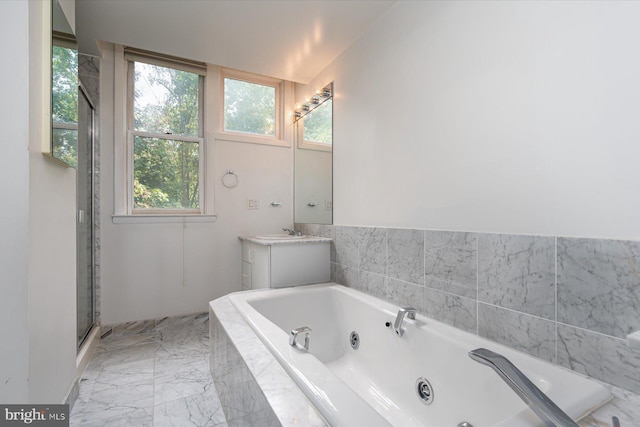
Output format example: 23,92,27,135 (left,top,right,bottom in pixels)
240,237,331,290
